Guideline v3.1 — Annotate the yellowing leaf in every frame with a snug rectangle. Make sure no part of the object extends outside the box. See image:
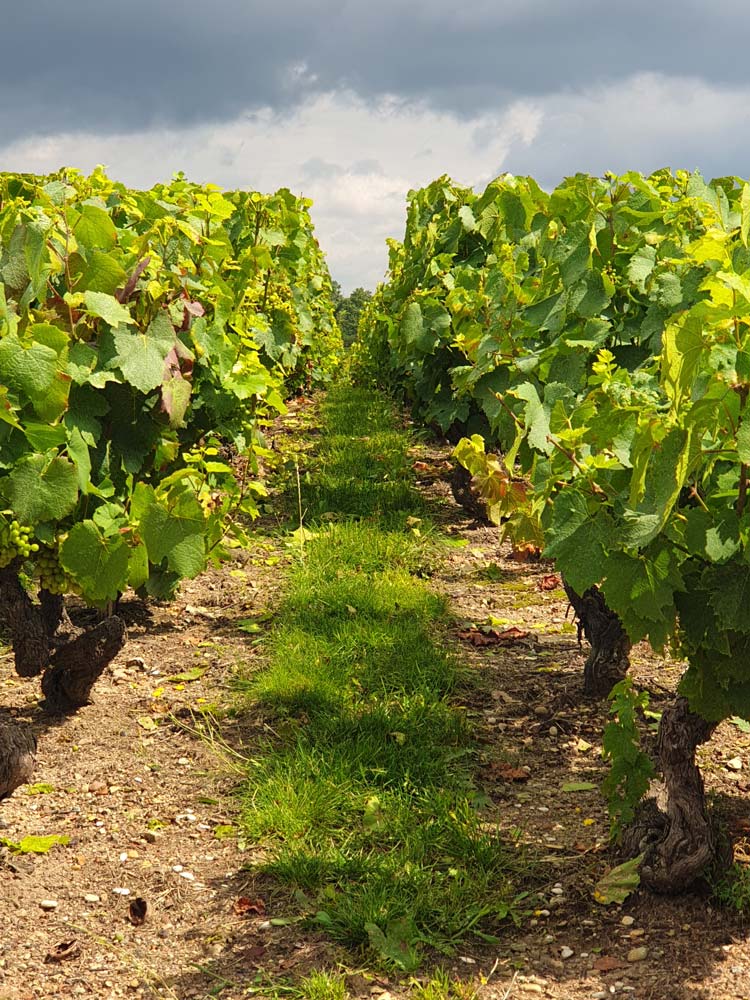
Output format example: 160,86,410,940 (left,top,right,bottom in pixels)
593,855,643,905
0,834,69,854
137,716,159,732
166,666,209,683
